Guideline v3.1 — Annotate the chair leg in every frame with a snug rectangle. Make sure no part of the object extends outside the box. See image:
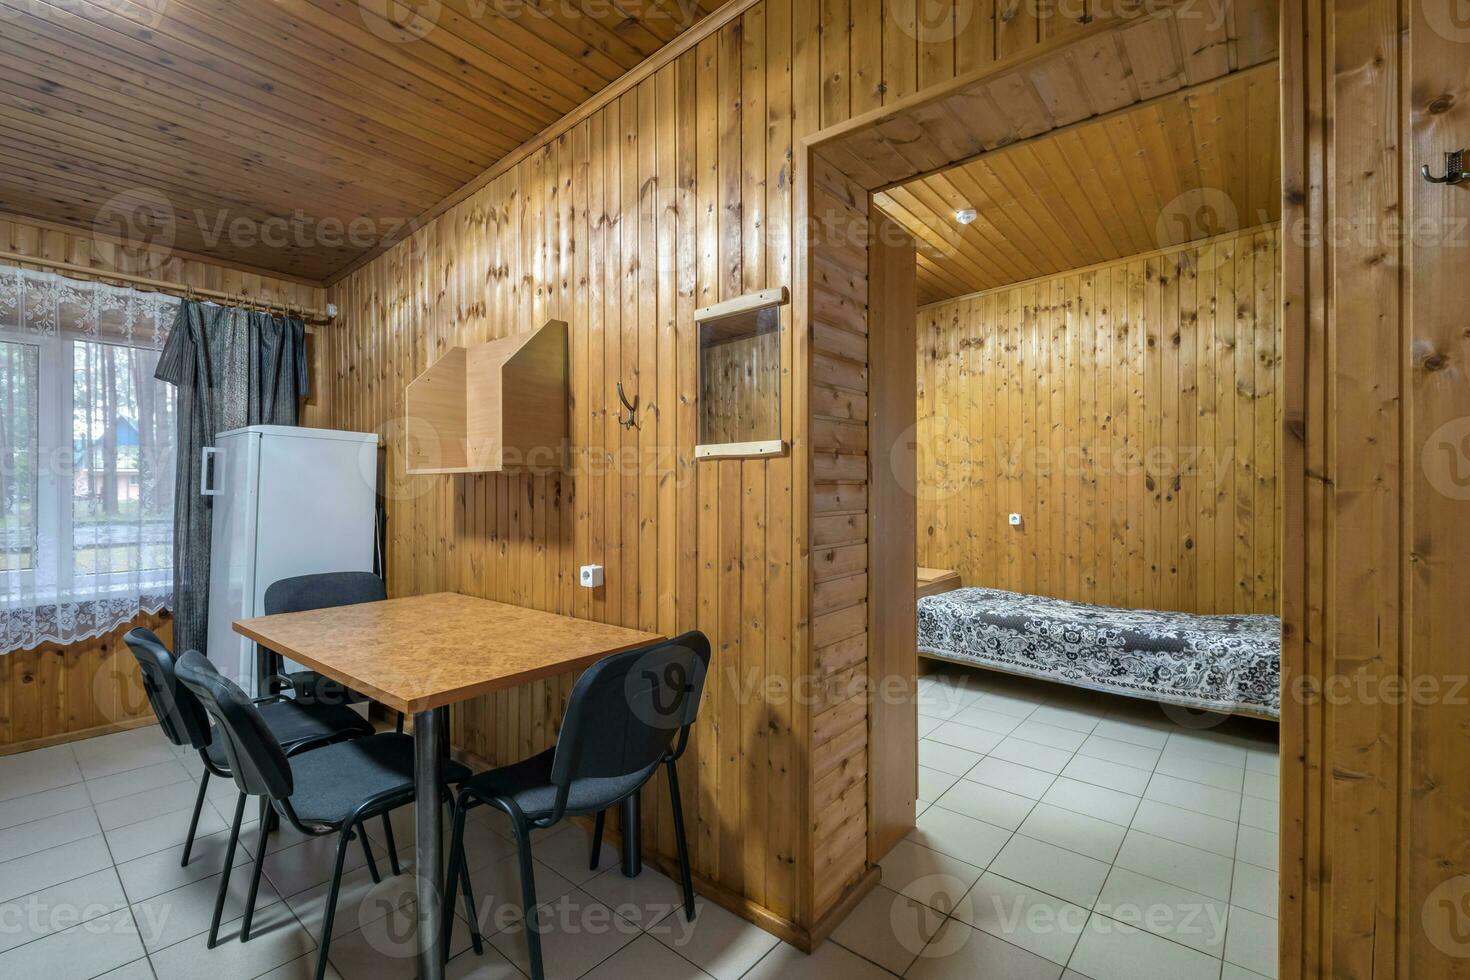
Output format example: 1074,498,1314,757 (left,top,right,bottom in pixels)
441,802,466,958
240,811,271,942
589,810,605,870
358,823,381,883
512,816,545,980
458,841,484,955
380,812,401,876
207,792,247,948
314,831,354,980
395,710,405,734
181,770,209,867
447,799,483,955
666,760,696,921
